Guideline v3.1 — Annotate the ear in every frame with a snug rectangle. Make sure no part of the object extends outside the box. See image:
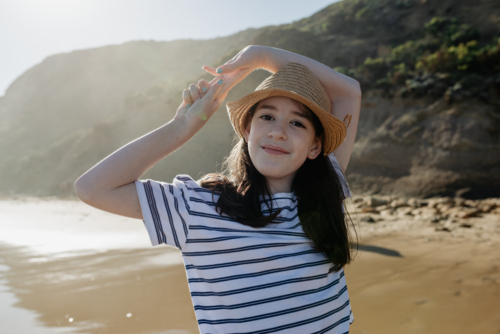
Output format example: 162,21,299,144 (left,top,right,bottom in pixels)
307,136,322,160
